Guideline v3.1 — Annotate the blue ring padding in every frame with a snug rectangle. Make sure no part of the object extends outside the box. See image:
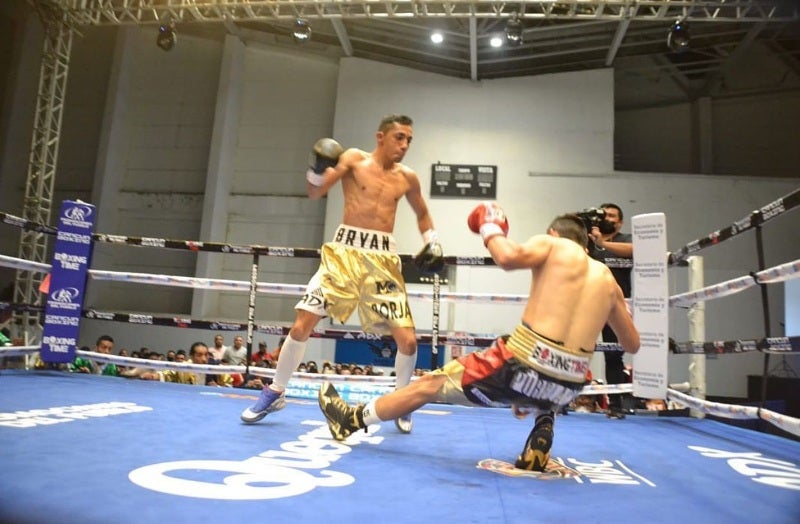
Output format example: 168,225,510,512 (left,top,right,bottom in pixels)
285,379,393,404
